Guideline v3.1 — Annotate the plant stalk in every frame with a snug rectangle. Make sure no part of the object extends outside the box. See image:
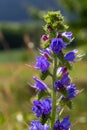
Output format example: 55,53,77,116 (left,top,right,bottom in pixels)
51,56,57,130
